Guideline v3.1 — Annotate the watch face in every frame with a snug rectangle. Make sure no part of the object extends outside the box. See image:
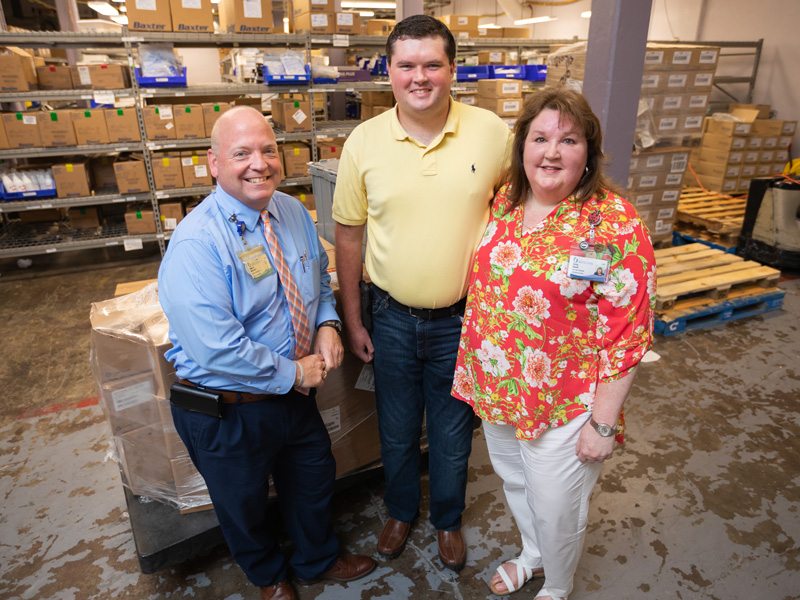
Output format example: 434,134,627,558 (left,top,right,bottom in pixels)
597,424,613,436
